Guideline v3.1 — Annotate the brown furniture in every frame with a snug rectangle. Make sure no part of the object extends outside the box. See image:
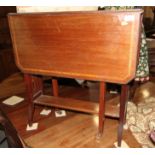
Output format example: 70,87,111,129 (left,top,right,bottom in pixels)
0,107,24,148
148,47,155,75
8,10,142,147
146,39,155,75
